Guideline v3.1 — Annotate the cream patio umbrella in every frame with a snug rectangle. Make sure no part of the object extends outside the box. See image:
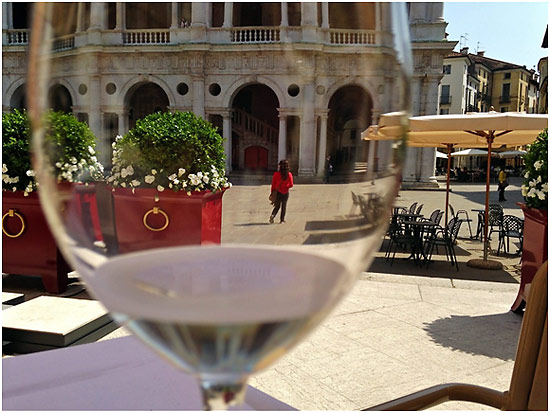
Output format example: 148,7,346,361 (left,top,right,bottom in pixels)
407,111,547,266
365,111,547,266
